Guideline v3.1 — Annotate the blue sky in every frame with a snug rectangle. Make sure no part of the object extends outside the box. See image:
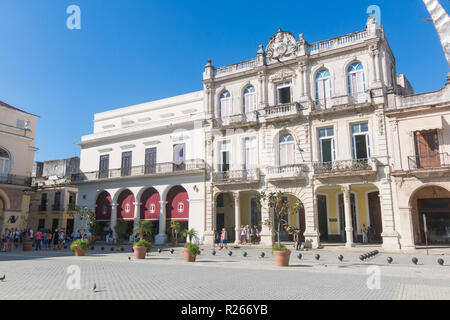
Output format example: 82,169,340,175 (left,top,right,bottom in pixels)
0,0,449,162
